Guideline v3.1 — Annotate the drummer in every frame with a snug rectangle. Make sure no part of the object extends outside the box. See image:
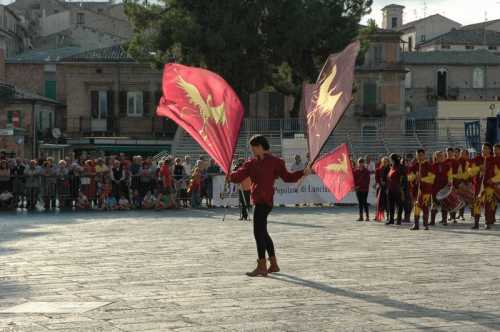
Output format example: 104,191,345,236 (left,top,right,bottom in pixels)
431,151,452,226
469,143,496,230
408,149,435,231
